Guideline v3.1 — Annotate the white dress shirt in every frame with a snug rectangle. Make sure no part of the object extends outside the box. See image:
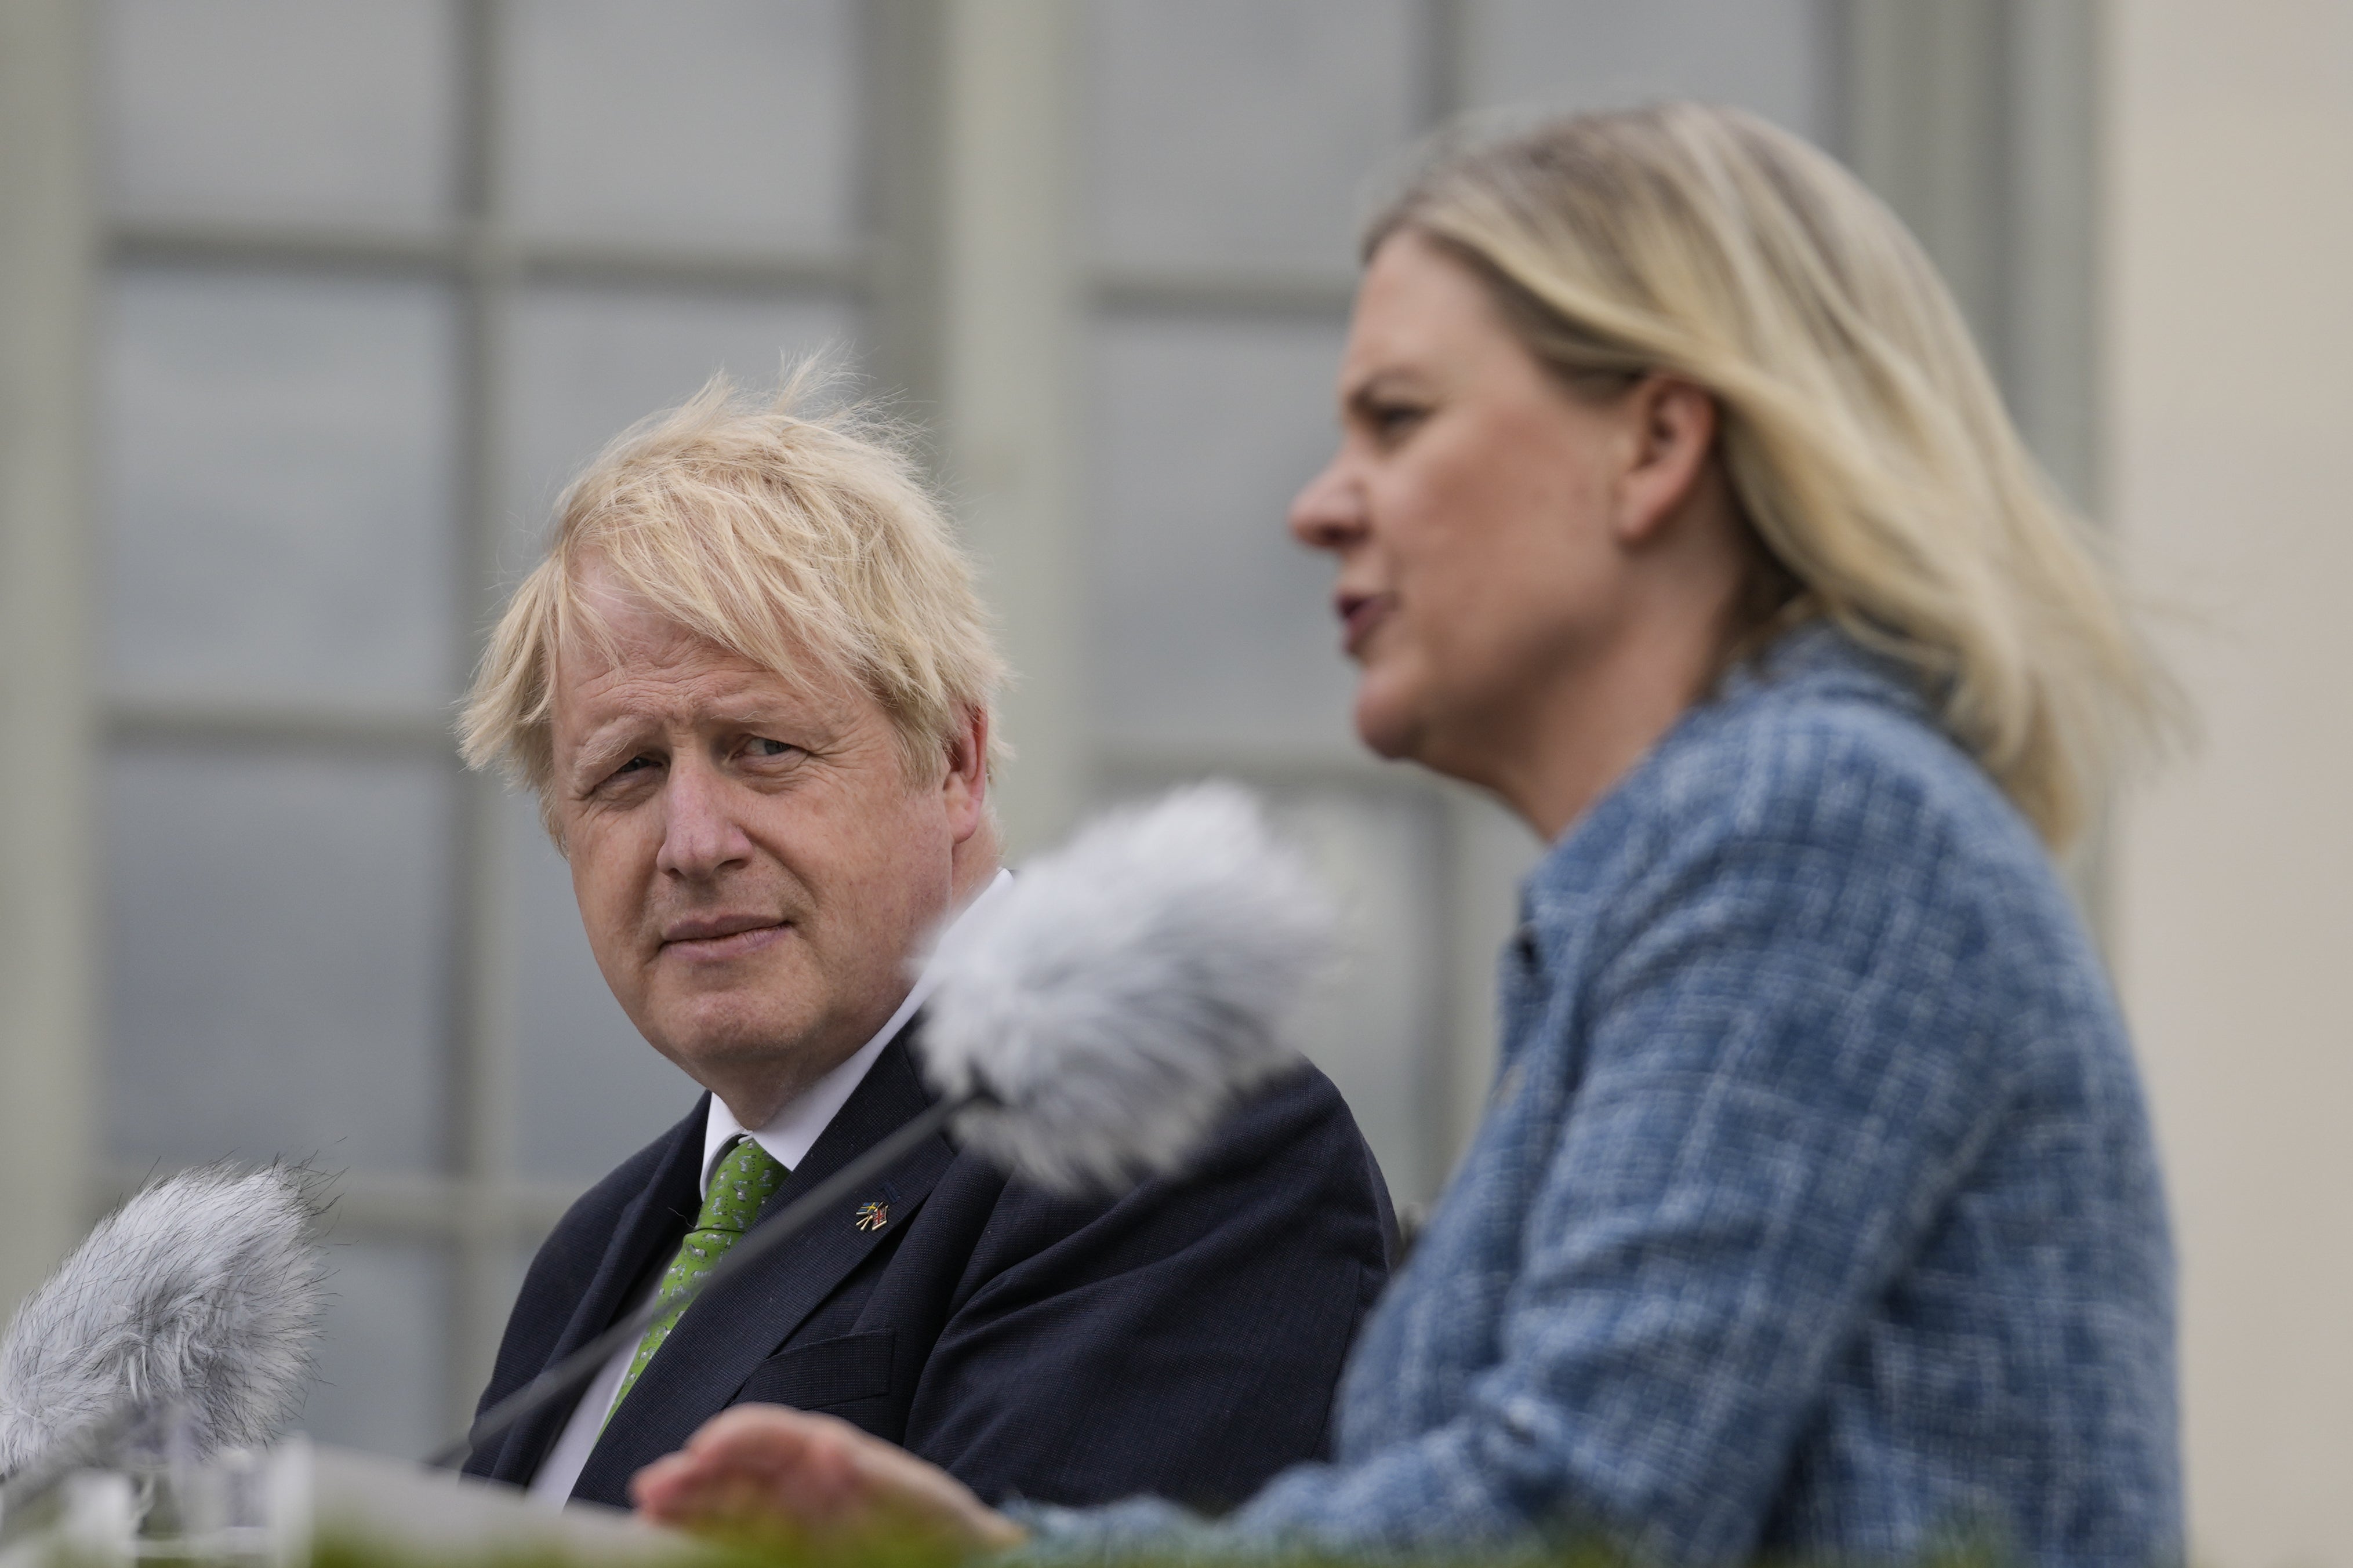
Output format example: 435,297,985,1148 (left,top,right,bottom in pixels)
528,870,1014,1505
